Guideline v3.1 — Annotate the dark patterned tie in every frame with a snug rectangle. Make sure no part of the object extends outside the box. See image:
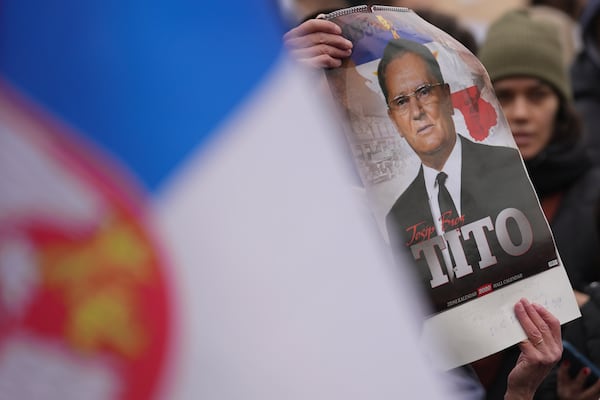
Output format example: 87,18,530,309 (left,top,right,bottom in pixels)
436,172,459,232
437,171,461,281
